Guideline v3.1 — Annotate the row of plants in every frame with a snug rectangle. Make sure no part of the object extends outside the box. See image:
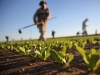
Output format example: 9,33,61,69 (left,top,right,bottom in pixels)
0,36,100,72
